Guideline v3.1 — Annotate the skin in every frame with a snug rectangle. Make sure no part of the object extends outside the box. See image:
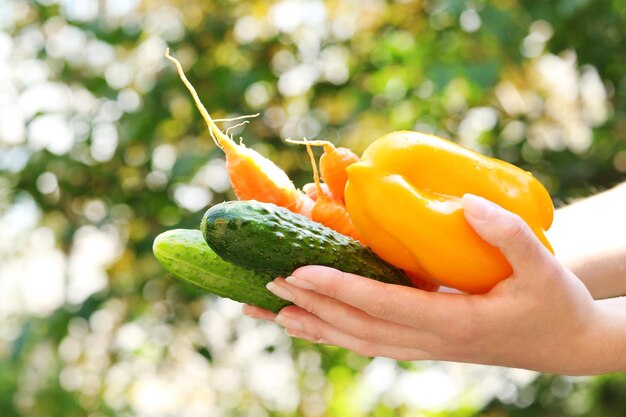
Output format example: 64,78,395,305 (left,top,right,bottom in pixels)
243,184,626,375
